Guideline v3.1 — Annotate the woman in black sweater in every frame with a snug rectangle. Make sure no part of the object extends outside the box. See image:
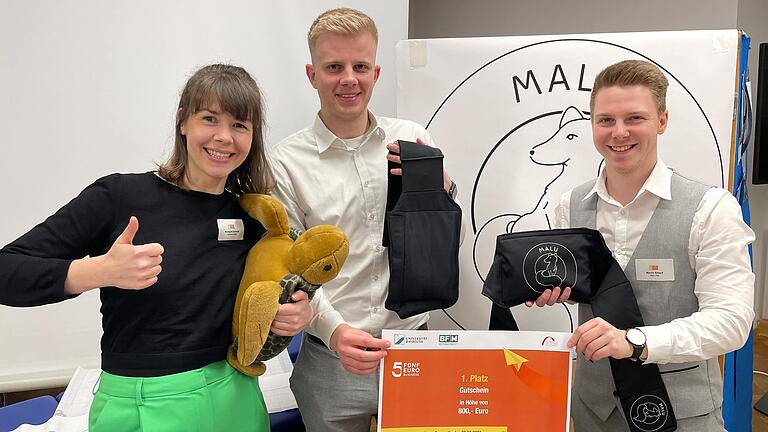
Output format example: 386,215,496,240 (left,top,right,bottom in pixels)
0,64,311,431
